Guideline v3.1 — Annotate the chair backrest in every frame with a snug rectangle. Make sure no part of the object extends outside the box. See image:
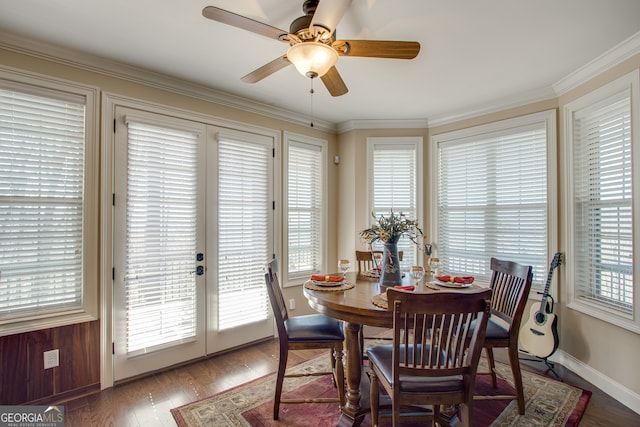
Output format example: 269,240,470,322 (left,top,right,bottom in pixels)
356,251,377,274
386,288,492,383
356,250,404,275
488,257,533,334
265,259,288,338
